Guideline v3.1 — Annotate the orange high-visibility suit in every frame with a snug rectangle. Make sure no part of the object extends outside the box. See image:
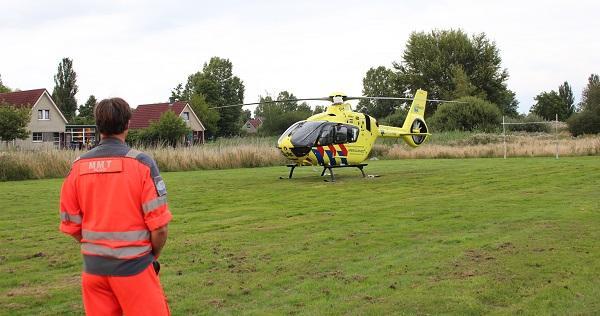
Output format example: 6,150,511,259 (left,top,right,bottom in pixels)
60,138,172,316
